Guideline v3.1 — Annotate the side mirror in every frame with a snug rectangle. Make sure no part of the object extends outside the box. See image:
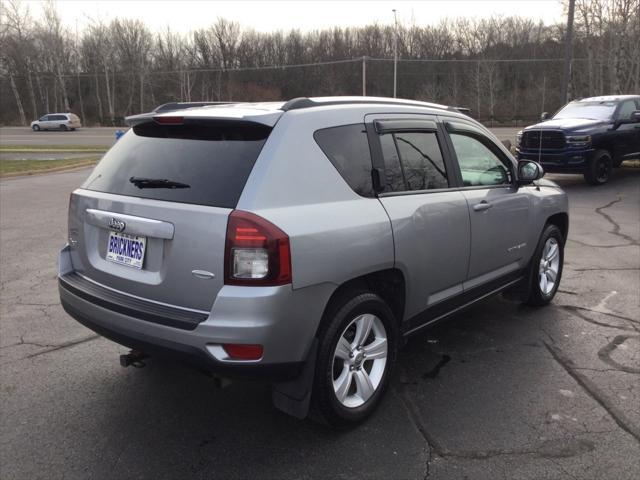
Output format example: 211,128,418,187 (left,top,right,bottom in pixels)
541,112,550,121
518,160,544,185
631,111,640,122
